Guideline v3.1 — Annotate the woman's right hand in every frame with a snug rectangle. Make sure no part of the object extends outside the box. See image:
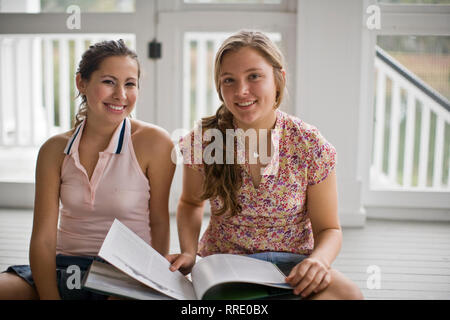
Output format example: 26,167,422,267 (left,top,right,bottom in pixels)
166,253,196,275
